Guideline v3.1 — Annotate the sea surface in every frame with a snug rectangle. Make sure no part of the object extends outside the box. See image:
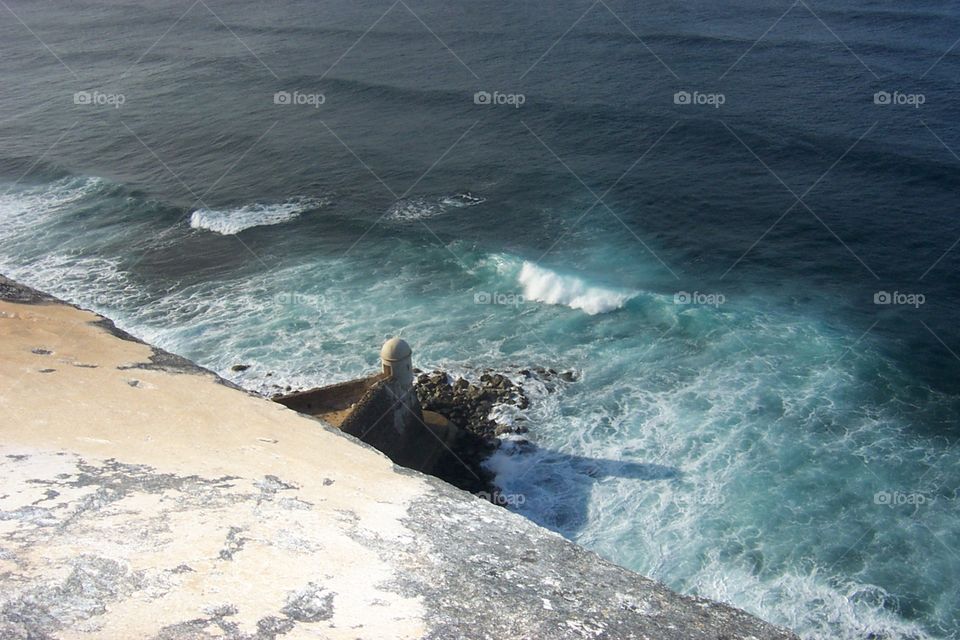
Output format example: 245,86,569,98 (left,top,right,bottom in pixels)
2,1,959,637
